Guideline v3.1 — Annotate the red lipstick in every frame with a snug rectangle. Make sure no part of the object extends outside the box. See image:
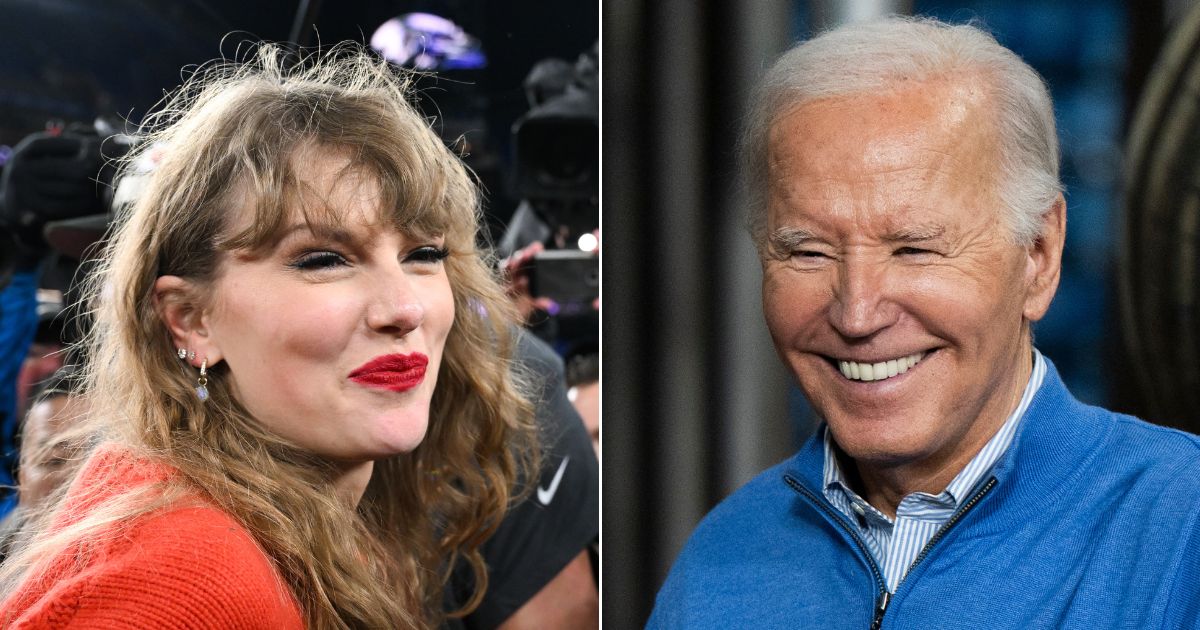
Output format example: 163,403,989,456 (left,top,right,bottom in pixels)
349,353,428,392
